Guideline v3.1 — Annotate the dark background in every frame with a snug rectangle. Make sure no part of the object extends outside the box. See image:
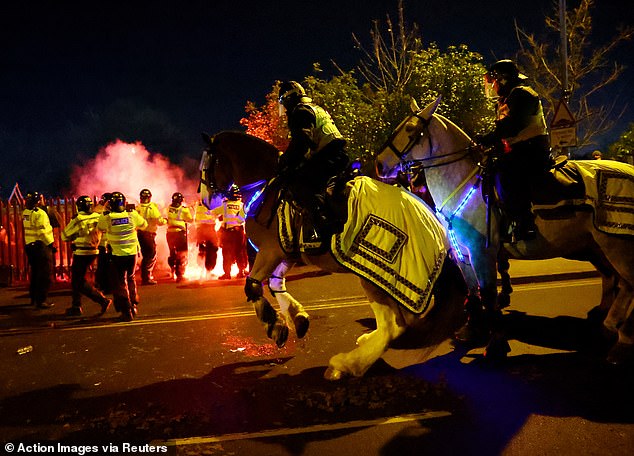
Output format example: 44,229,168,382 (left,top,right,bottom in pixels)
1,0,632,196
